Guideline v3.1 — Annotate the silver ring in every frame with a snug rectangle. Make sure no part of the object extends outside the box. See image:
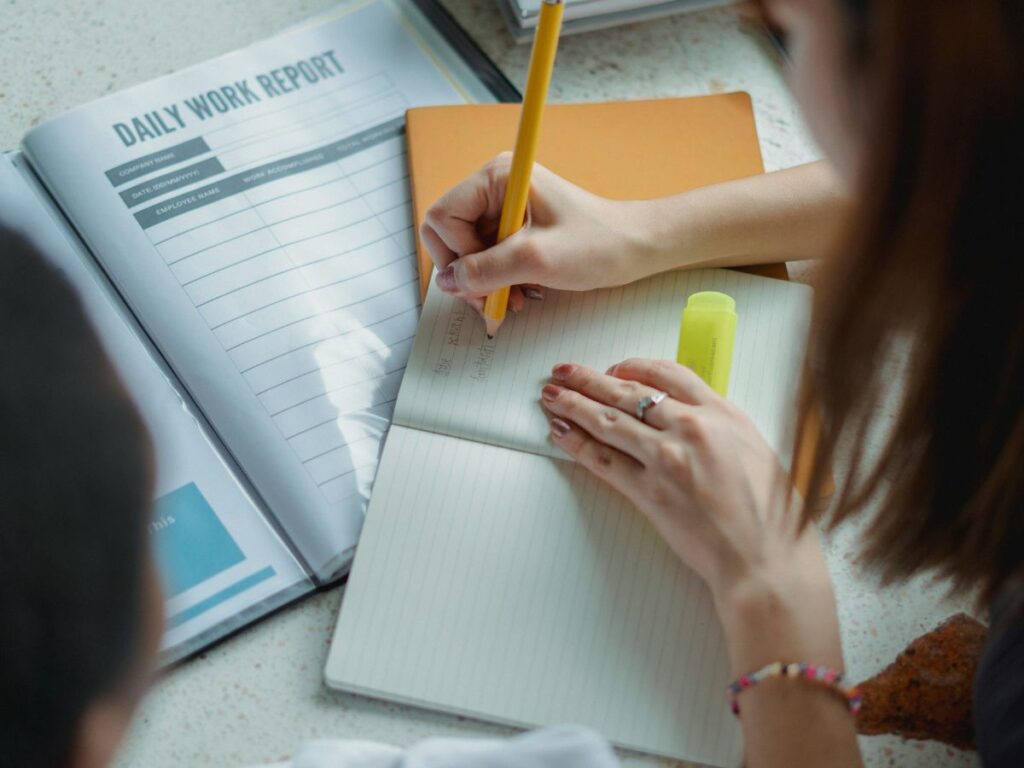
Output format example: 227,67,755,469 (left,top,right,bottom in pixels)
635,391,668,422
